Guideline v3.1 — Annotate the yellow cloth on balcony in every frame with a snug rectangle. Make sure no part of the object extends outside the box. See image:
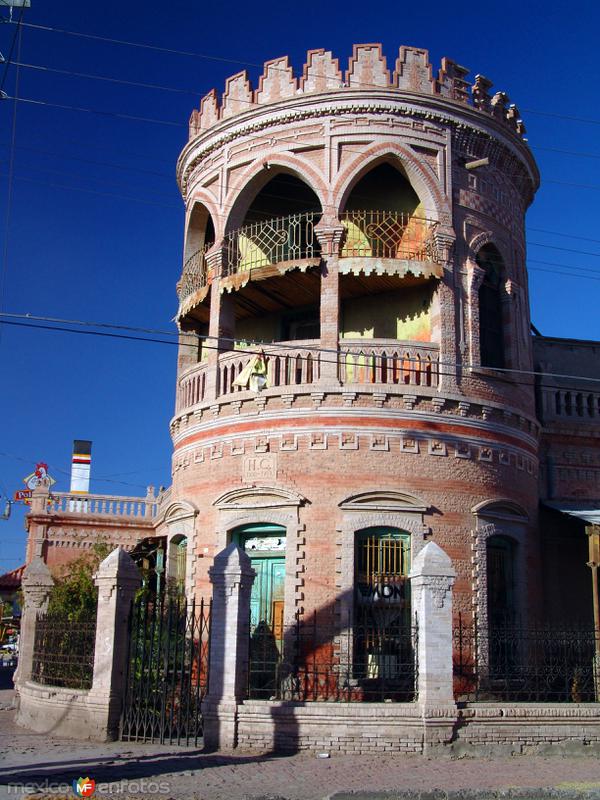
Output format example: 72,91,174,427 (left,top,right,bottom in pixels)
232,353,269,391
